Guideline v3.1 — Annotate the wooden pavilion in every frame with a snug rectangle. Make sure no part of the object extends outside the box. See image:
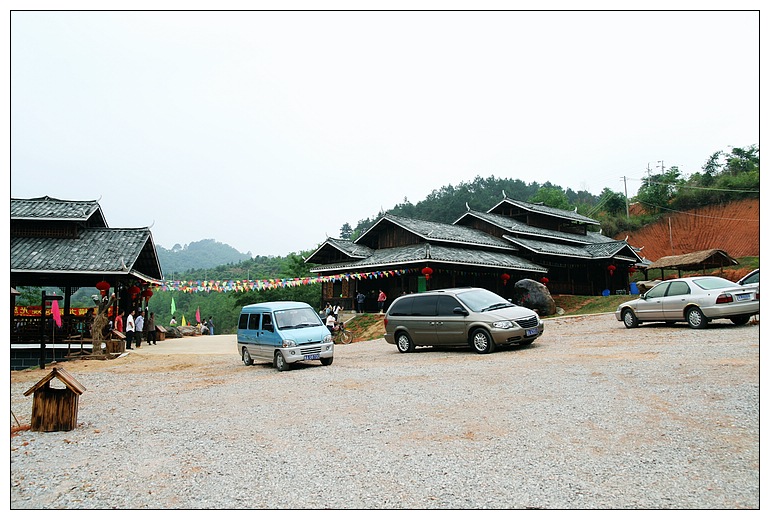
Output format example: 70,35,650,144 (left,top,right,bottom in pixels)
644,249,739,279
10,196,163,351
